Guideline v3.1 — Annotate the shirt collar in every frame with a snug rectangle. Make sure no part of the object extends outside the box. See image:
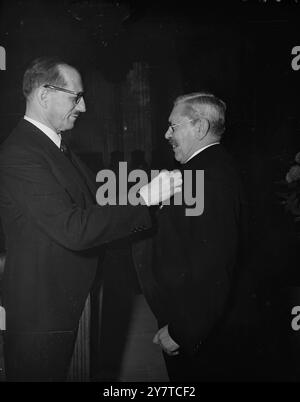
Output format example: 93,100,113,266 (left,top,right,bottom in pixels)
185,142,220,163
24,116,61,148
